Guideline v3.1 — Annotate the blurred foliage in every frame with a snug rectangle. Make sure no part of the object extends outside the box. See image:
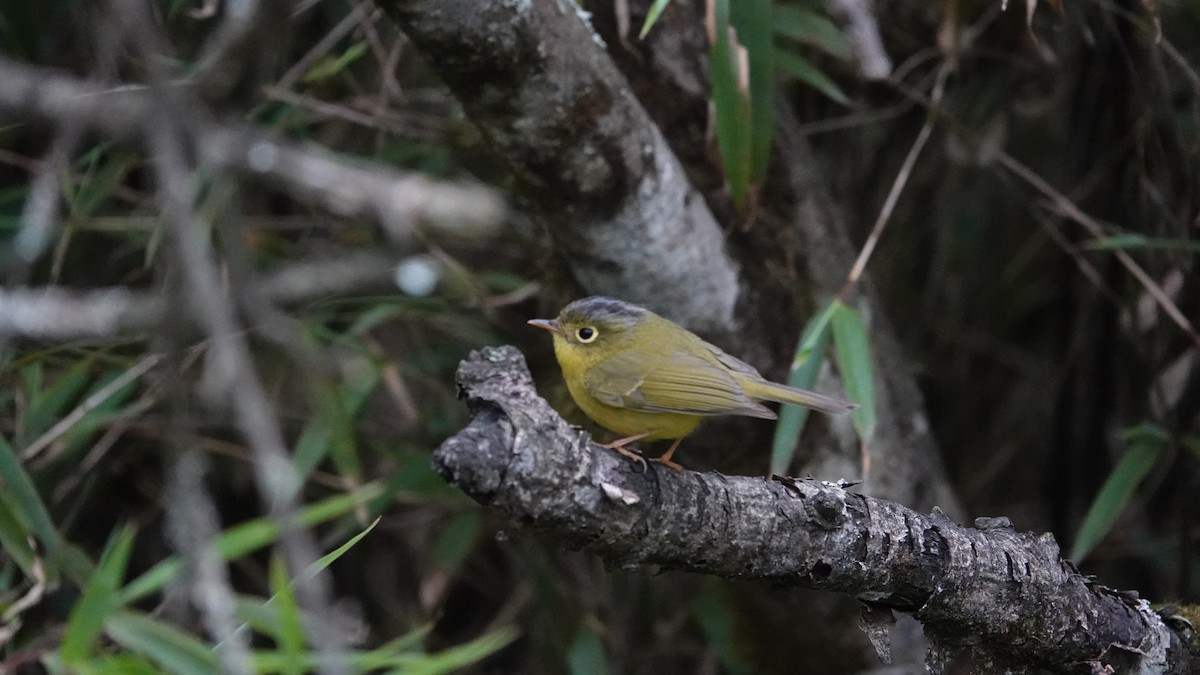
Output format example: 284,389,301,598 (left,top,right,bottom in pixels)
0,0,1198,673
